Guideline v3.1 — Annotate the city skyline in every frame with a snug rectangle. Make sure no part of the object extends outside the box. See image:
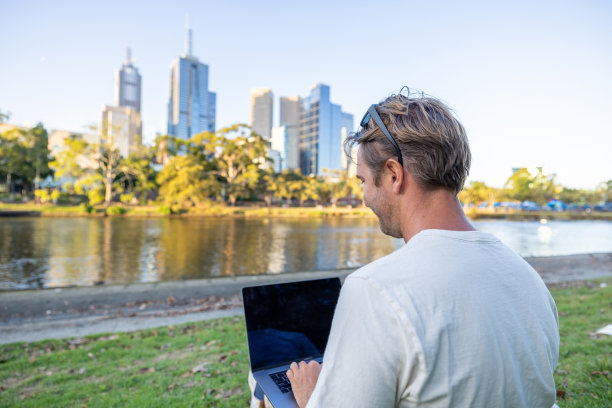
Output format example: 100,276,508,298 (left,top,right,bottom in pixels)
1,1,611,189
